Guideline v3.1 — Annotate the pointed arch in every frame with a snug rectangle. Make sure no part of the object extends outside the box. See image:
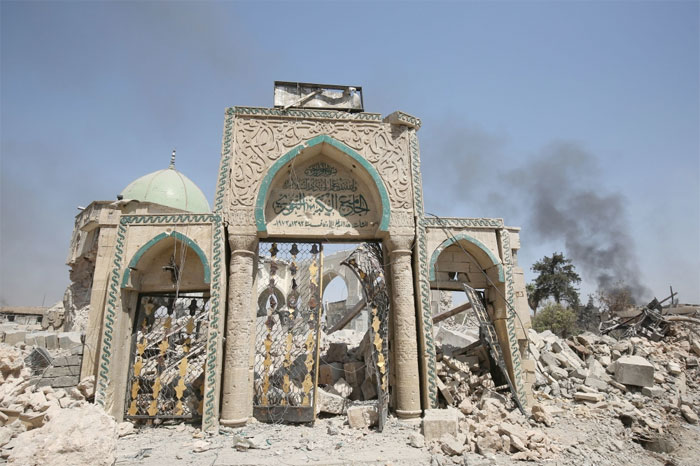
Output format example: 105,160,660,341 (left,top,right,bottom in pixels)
120,231,210,288
429,233,504,282
254,134,391,233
